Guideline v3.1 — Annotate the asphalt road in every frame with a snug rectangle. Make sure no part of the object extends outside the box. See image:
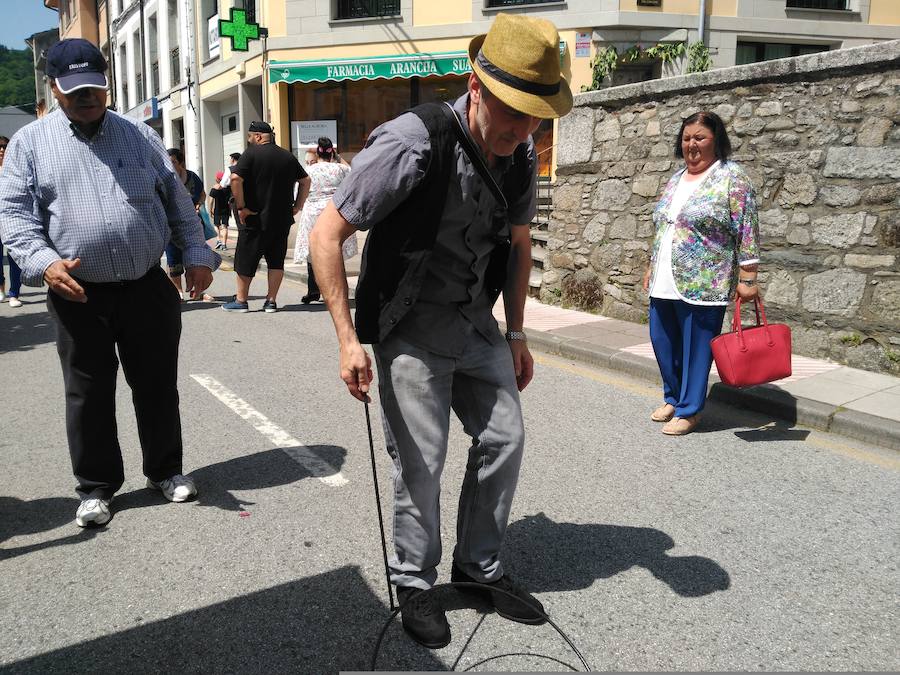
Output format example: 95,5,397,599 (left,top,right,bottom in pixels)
1,272,898,673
